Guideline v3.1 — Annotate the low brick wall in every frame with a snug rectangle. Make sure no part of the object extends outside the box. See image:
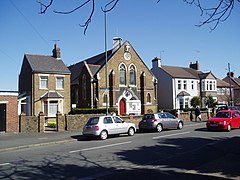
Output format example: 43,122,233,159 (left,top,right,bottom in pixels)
19,114,38,133
19,112,44,133
64,114,103,131
178,111,210,122
17,110,211,133
121,115,142,128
